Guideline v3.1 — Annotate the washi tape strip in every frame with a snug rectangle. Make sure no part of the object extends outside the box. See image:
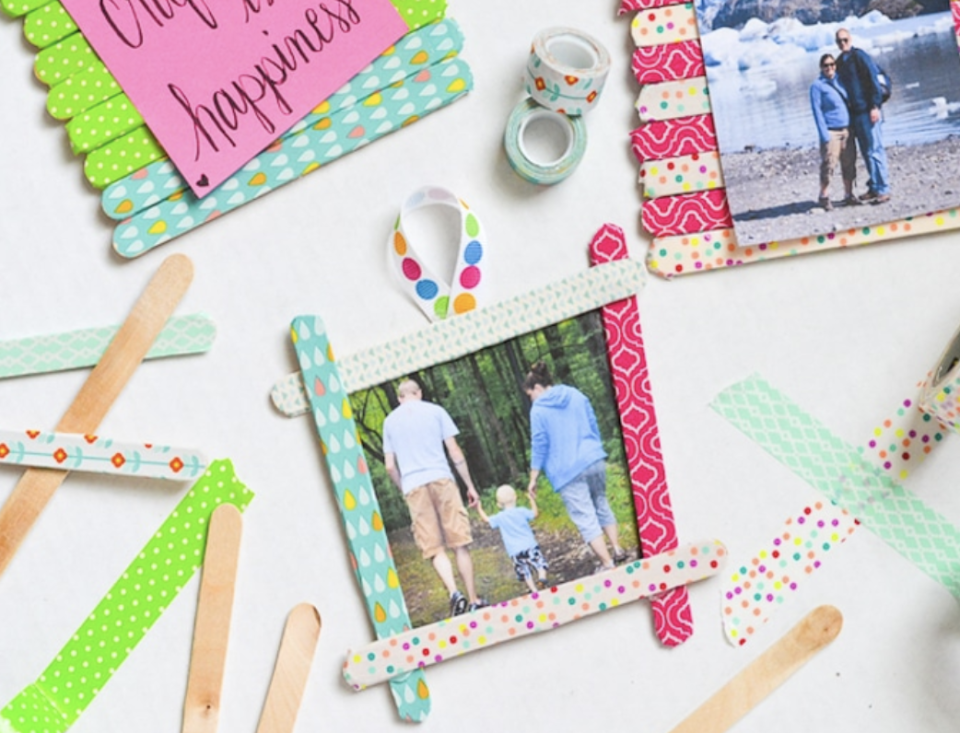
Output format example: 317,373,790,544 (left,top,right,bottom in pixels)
630,116,717,162
112,56,473,258
101,18,464,213
630,3,698,47
289,316,430,723
636,77,711,122
589,224,692,646
503,98,588,186
642,189,732,236
33,34,97,86
23,3,77,49
632,41,705,84
712,375,960,599
859,389,945,480
84,128,172,190
919,328,960,432
0,313,216,379
66,95,144,155
270,259,646,416
721,501,858,646
390,186,486,321
1,0,46,19
46,64,121,120
0,429,207,480
641,151,723,199
619,0,681,14
0,459,253,733
343,541,727,689
524,27,611,116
